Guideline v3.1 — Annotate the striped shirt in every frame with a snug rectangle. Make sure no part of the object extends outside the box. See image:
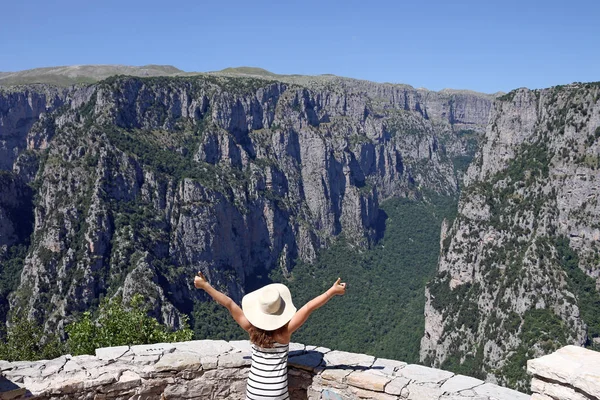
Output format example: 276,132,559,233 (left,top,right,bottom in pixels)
245,342,289,400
